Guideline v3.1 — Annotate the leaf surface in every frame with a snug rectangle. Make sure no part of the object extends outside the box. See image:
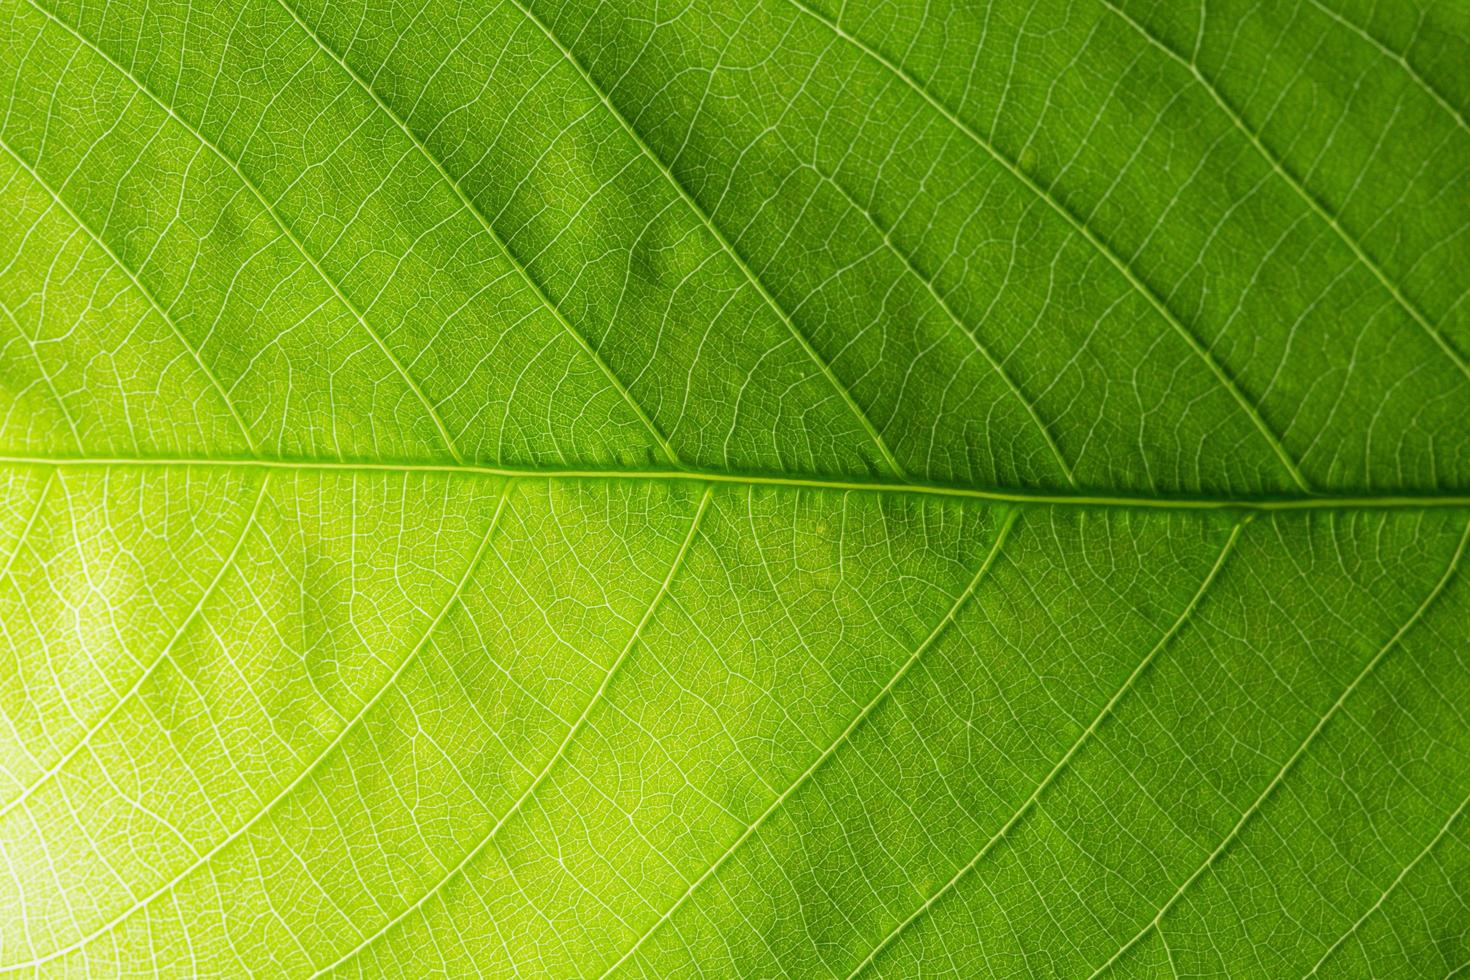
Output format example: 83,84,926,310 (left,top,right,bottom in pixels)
0,0,1467,975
